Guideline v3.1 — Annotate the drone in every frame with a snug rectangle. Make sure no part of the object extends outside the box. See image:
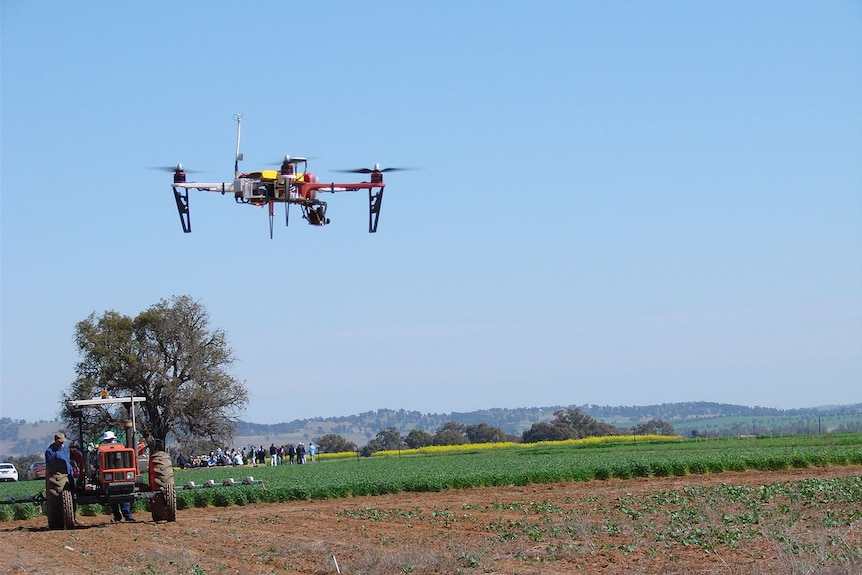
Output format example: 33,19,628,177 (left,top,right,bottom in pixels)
160,115,410,237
